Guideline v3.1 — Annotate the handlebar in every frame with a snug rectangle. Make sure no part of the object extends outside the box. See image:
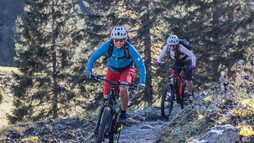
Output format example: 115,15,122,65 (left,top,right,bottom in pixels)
159,63,188,69
91,74,137,90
